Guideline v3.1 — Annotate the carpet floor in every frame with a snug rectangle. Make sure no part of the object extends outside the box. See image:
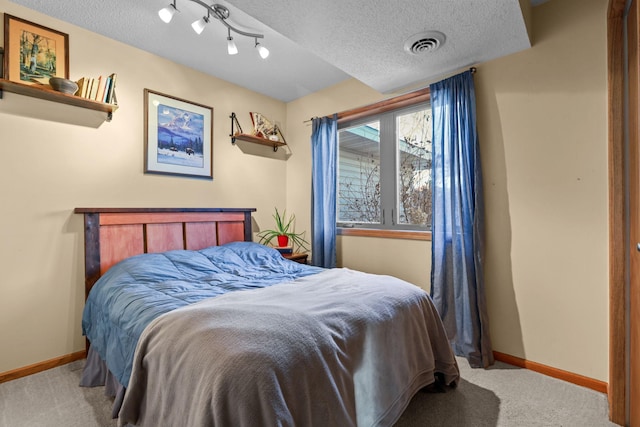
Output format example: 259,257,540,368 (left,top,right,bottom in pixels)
0,357,616,426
